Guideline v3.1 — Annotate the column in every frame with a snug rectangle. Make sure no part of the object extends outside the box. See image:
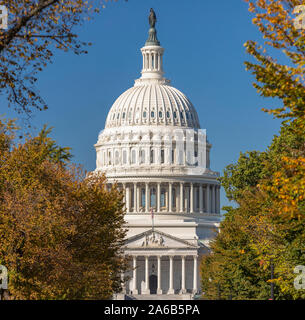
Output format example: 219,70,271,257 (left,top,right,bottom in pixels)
185,186,189,213
158,53,161,71
157,256,162,294
217,185,220,214
137,185,141,212
193,255,198,294
180,183,184,213
190,183,194,214
157,182,161,213
126,185,130,213
145,183,149,213
205,185,210,213
211,185,215,214
180,256,186,294
132,256,138,294
199,184,203,213
133,183,137,213
168,256,174,294
169,182,173,213
122,183,126,211
144,256,150,294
